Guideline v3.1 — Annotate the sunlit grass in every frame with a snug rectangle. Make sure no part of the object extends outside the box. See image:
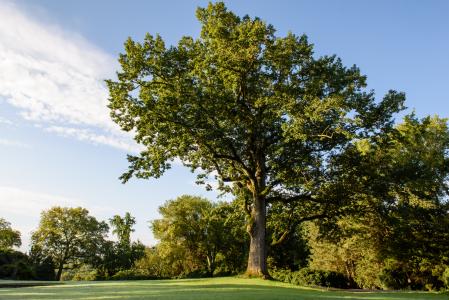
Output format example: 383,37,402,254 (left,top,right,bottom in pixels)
0,277,447,300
